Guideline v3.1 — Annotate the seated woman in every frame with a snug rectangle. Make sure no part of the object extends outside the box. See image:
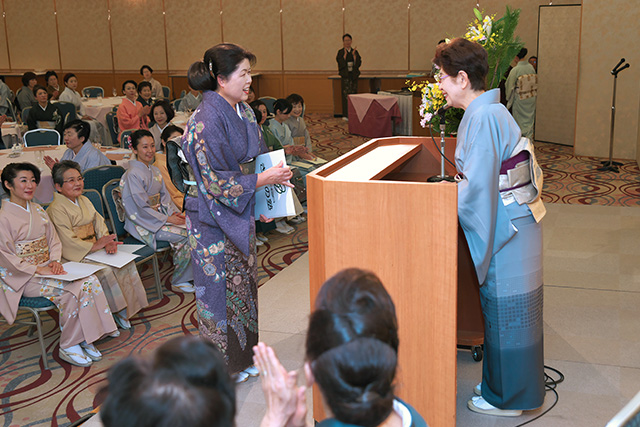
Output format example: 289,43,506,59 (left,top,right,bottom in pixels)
284,93,315,155
100,336,236,427
27,85,64,136
120,130,194,293
45,70,61,100
136,81,153,108
47,160,149,331
43,120,111,171
140,65,164,99
269,99,315,162
255,268,428,427
148,99,175,151
16,72,37,111
250,100,282,152
178,84,202,112
0,162,117,367
154,125,185,210
116,80,150,146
